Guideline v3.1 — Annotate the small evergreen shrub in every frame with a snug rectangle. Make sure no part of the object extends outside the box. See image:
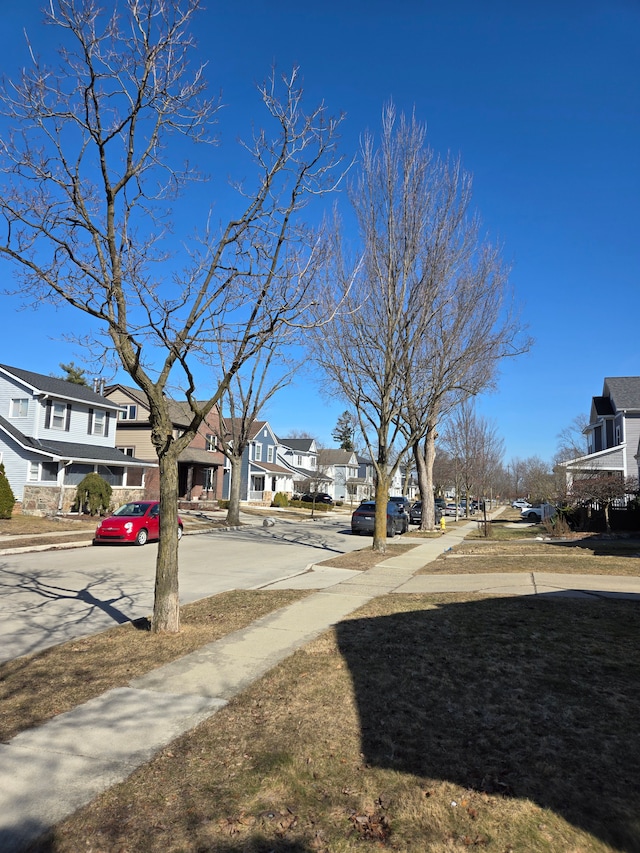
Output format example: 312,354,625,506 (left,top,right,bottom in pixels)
272,492,289,508
75,472,112,516
0,462,16,519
